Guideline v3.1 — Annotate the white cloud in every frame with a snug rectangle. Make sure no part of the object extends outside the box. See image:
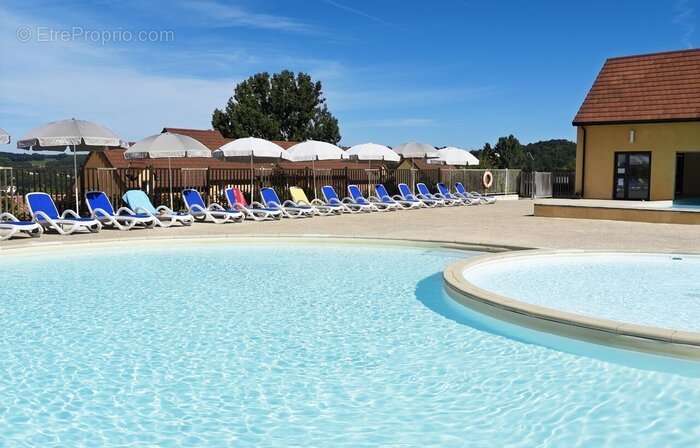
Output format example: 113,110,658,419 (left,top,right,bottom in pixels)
176,0,316,33
673,0,696,48
320,0,392,26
